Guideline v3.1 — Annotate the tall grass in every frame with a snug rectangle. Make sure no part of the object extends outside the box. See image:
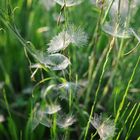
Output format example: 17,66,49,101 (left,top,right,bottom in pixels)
0,0,140,140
